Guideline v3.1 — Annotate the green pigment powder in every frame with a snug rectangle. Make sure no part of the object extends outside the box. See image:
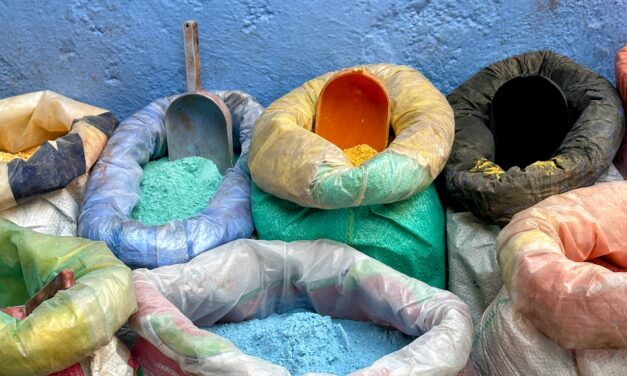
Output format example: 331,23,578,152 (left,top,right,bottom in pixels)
131,157,223,225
